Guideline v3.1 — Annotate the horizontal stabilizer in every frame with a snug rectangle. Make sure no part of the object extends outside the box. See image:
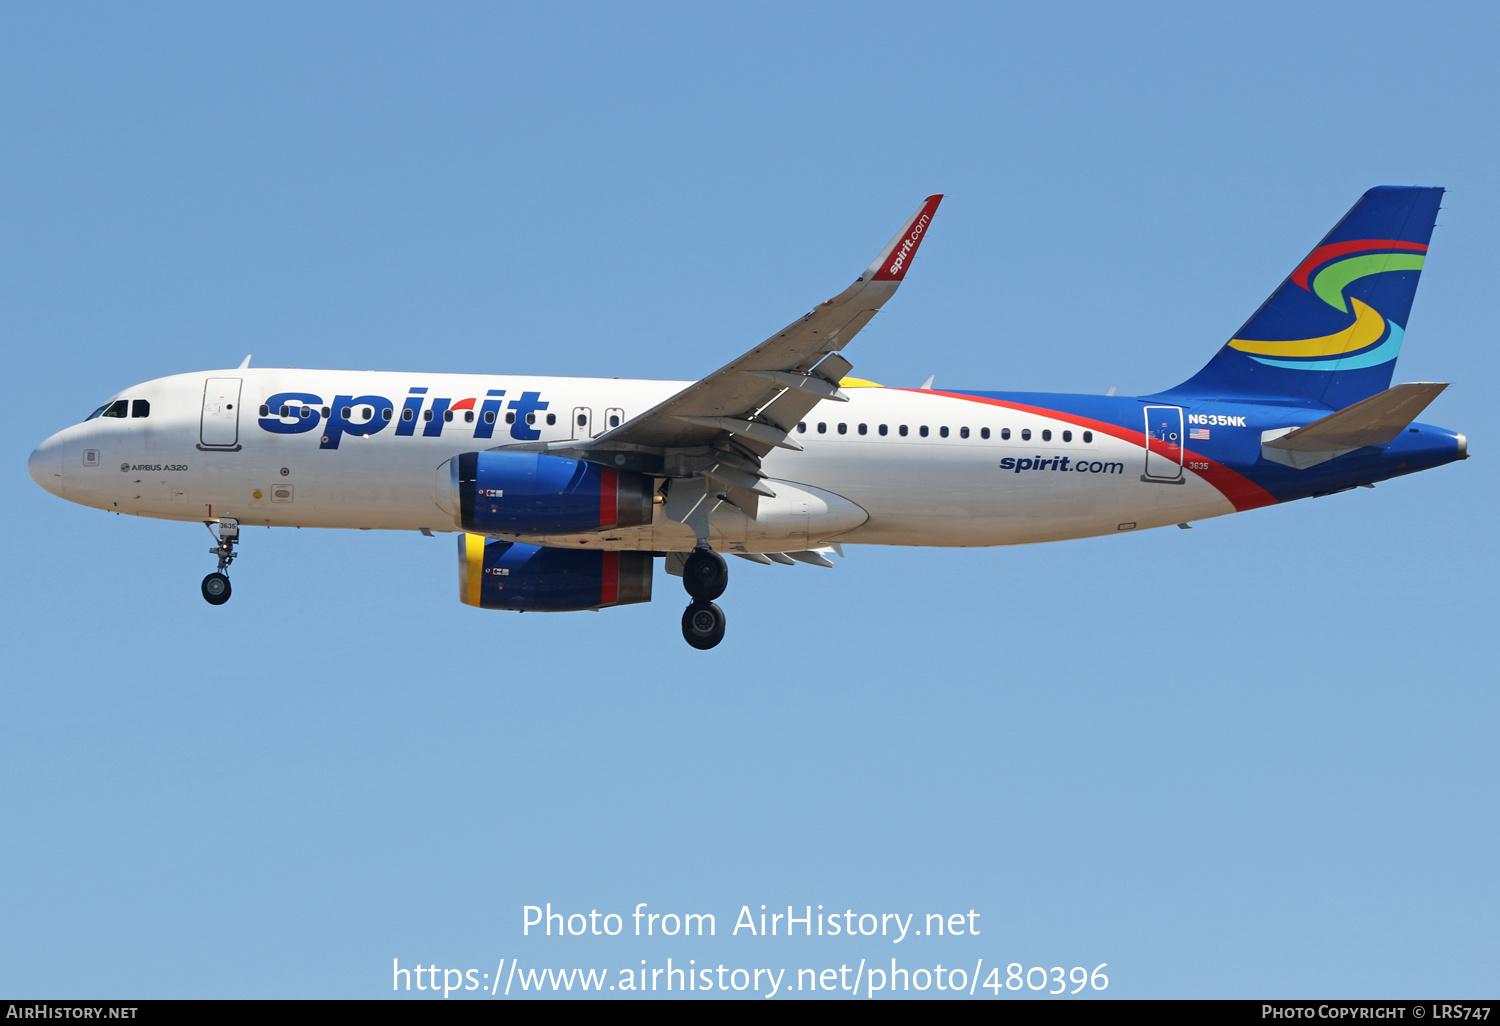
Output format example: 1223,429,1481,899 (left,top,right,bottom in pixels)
1266,382,1447,450
1261,382,1447,468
